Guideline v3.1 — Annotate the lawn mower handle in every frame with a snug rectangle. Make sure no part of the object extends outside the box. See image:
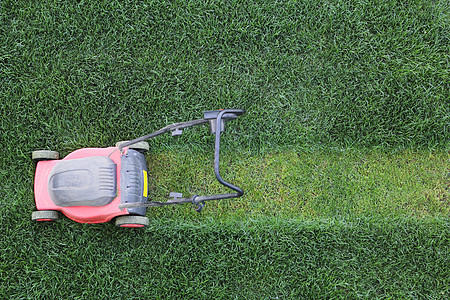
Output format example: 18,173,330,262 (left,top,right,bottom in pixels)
189,109,245,210
213,109,245,196
118,109,245,211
